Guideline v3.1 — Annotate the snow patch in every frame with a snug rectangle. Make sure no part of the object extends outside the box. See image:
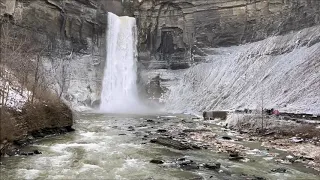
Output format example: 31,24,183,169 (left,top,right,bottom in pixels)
0,69,31,110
